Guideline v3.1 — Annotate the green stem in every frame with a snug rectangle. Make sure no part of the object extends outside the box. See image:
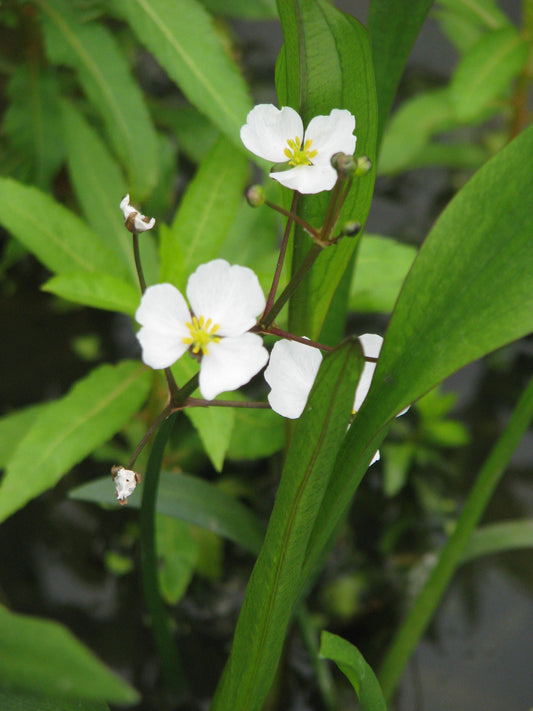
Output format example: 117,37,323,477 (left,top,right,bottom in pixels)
378,374,533,700
140,412,187,698
261,243,323,328
263,193,300,318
